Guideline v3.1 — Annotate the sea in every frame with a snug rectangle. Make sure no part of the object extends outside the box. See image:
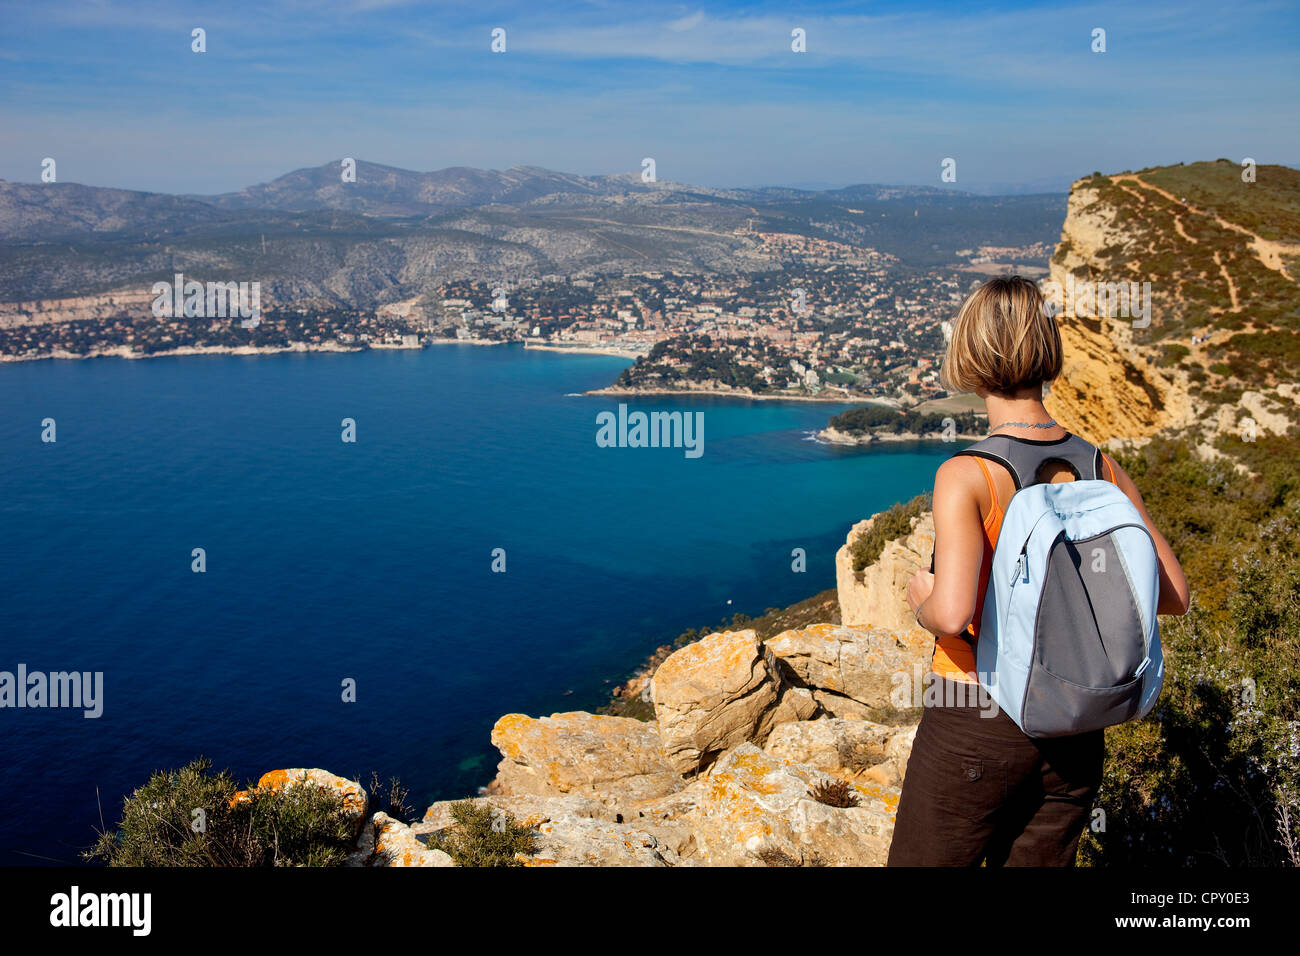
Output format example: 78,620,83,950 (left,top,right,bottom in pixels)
0,343,957,864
